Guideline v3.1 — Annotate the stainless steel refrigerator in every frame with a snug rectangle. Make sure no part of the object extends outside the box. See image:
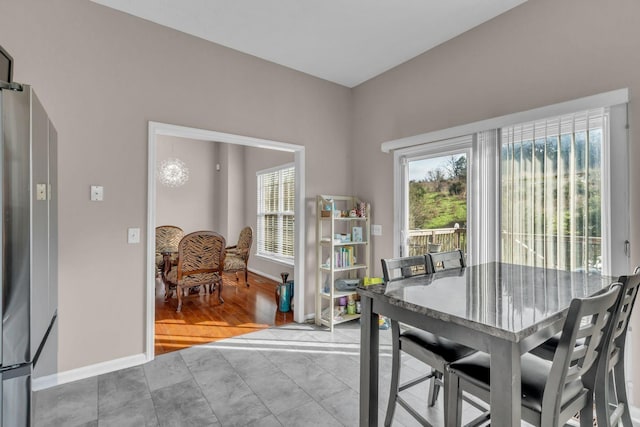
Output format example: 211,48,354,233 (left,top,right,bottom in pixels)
0,51,58,426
